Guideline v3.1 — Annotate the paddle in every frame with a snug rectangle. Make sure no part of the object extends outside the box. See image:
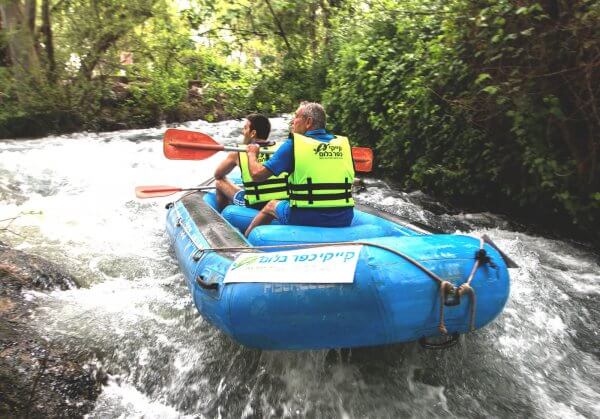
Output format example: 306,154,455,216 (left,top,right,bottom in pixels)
135,185,215,198
163,128,374,173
